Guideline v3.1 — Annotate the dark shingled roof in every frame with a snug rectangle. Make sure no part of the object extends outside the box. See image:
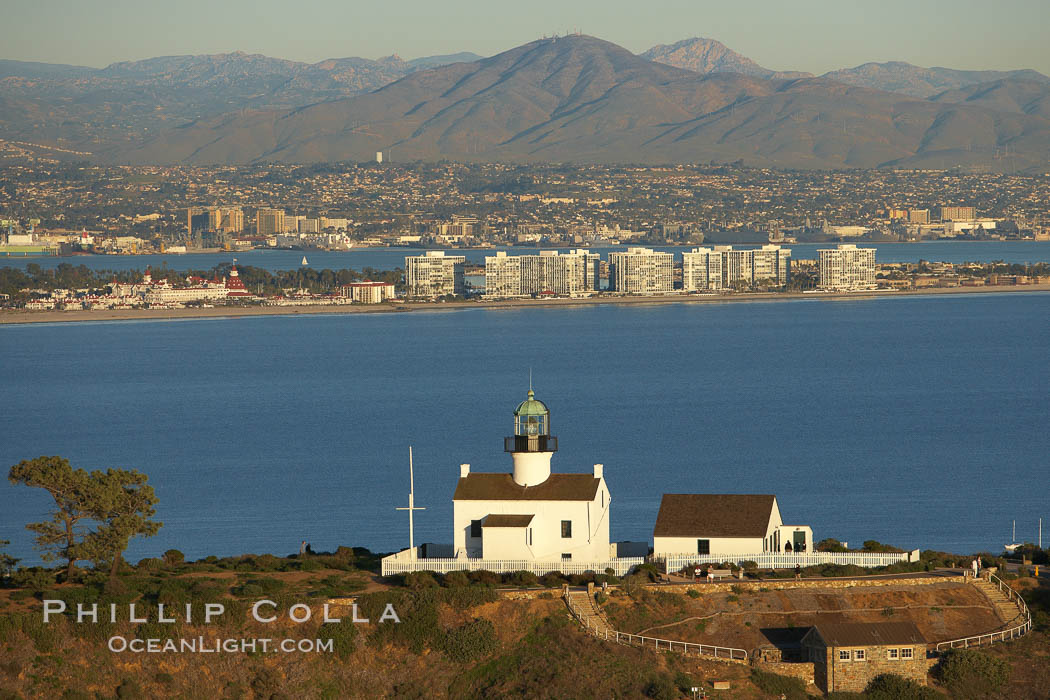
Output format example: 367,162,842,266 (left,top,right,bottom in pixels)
807,621,926,647
653,494,777,538
482,514,535,528
453,473,600,501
